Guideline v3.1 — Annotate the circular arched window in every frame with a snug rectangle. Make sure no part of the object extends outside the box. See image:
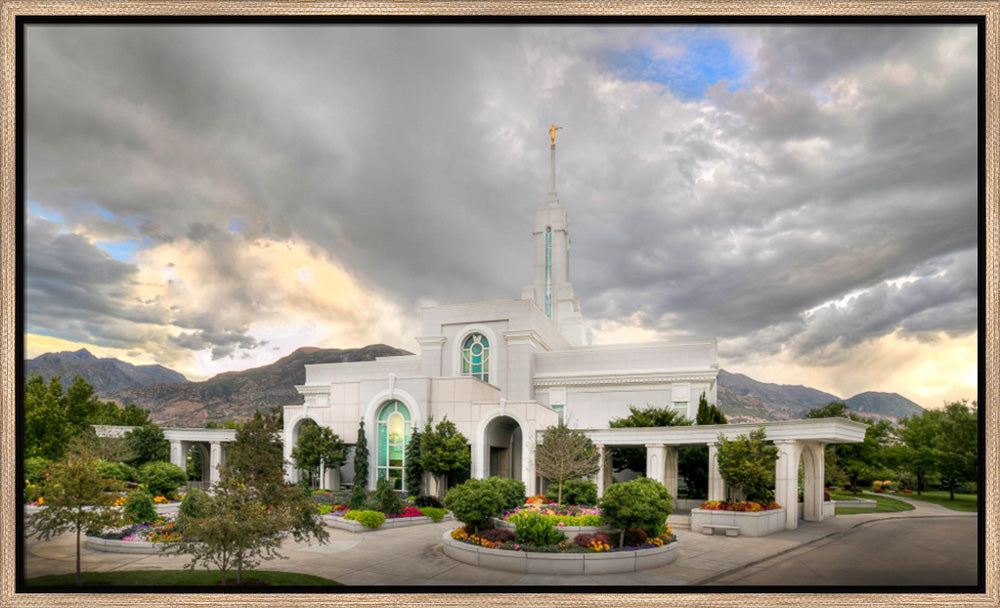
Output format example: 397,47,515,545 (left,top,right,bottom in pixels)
462,333,490,382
